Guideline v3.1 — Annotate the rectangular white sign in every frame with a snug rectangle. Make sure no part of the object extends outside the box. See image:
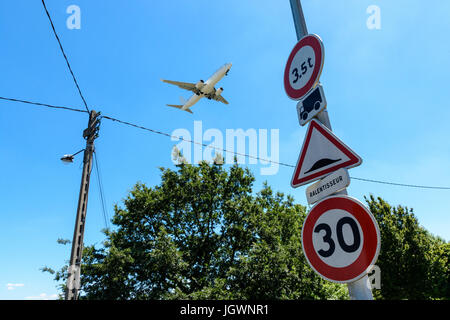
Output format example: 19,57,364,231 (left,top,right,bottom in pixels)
305,168,350,205
296,84,327,126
